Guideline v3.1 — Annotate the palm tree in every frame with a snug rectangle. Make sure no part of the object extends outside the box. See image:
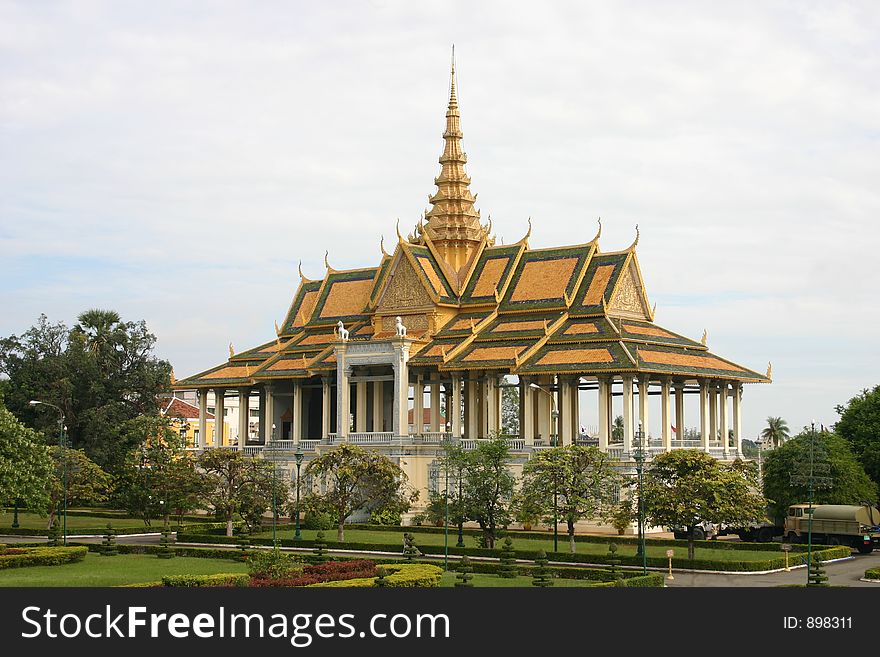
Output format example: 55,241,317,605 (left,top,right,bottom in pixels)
611,415,624,443
73,309,124,370
760,417,790,449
